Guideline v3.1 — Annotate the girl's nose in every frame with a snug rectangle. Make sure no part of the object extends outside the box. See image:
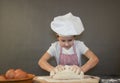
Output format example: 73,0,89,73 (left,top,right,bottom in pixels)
65,42,69,46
